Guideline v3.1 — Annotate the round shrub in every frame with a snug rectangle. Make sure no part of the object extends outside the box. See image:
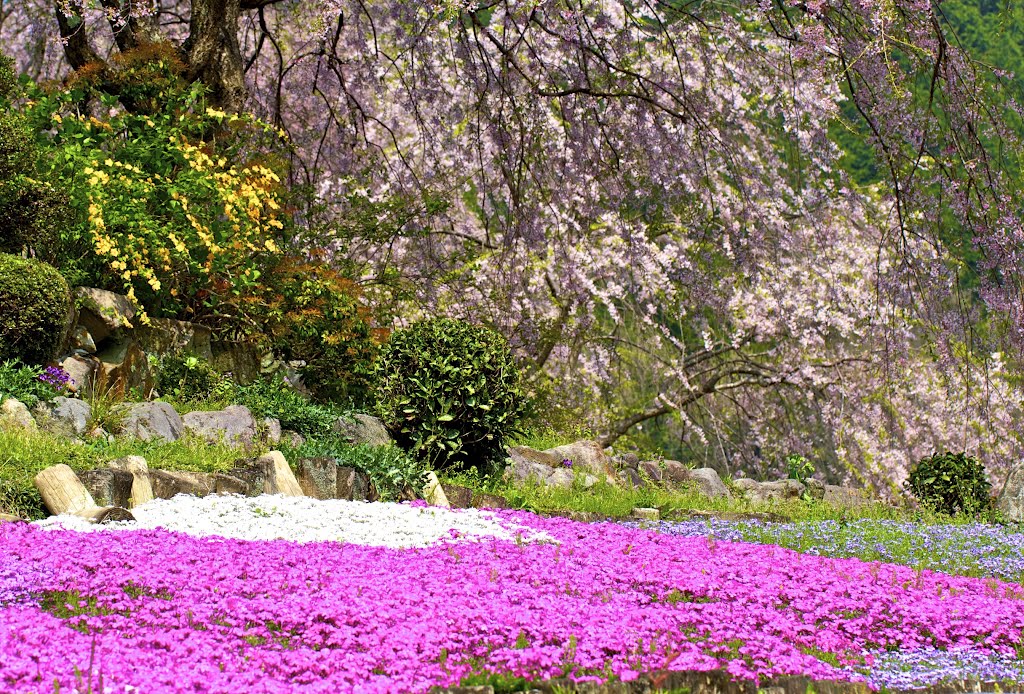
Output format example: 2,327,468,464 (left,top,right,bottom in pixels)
374,317,525,473
156,353,225,403
0,253,71,365
905,451,992,517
